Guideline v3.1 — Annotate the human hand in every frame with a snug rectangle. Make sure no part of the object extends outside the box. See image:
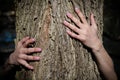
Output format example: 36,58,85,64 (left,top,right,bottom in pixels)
63,8,102,51
8,37,42,70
